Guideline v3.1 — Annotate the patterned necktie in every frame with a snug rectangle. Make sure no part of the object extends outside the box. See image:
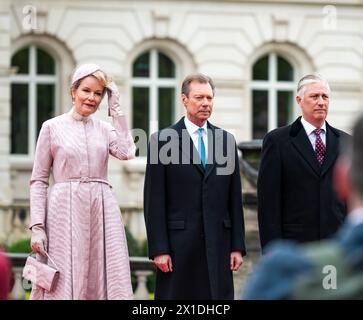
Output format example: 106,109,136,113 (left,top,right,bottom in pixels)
314,128,326,165
198,128,206,168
